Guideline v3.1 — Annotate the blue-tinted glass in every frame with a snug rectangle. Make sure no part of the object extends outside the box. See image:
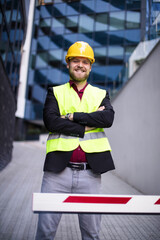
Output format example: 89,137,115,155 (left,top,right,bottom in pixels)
53,3,66,17
126,0,141,10
109,31,124,45
49,49,62,67
30,53,36,69
77,33,94,47
32,85,45,104
125,46,136,61
35,69,48,84
66,2,79,16
28,70,34,84
31,39,37,51
95,13,108,32
66,16,78,33
95,0,110,13
35,8,40,20
5,10,11,23
125,29,141,44
81,1,95,14
37,36,50,50
94,31,108,46
110,0,125,11
79,14,94,33
106,65,123,82
51,17,65,35
110,12,125,30
64,34,78,49
40,5,52,18
36,52,48,68
126,11,140,29
39,18,51,36
94,47,107,65
92,66,107,83
50,35,63,49
108,46,124,58
48,68,62,85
